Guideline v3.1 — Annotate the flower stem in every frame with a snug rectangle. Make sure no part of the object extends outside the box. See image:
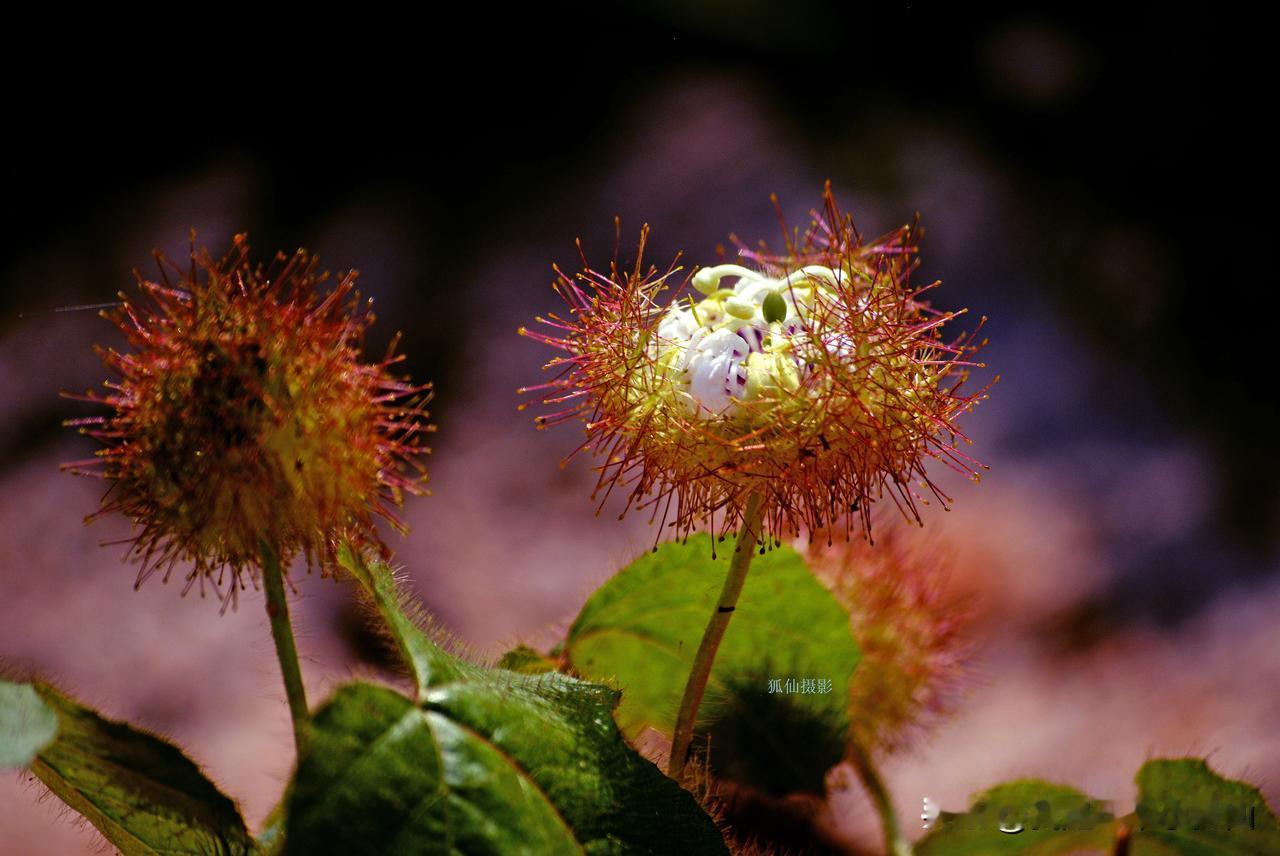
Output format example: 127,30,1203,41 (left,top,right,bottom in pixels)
260,543,309,758
667,492,765,780
849,739,913,856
